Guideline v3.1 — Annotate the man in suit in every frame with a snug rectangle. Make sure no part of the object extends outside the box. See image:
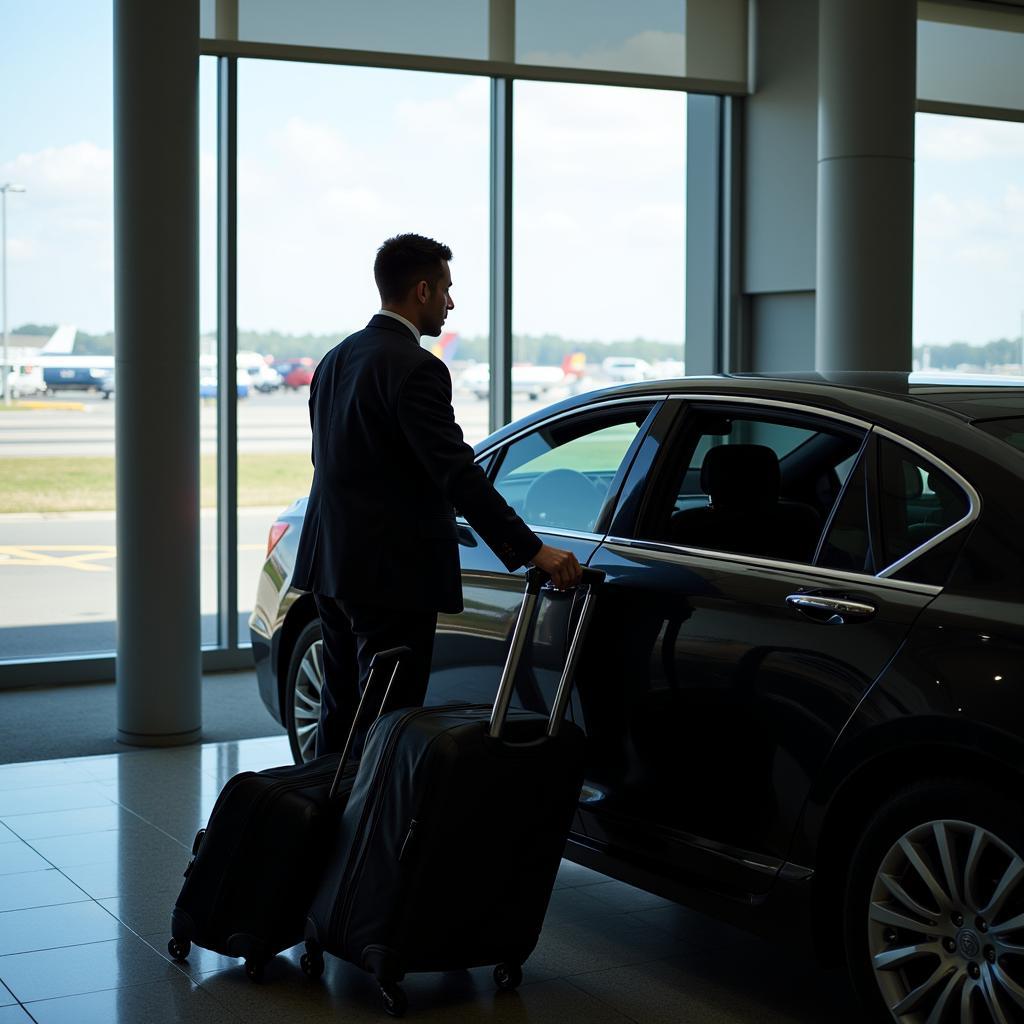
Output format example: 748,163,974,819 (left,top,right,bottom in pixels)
291,233,582,756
